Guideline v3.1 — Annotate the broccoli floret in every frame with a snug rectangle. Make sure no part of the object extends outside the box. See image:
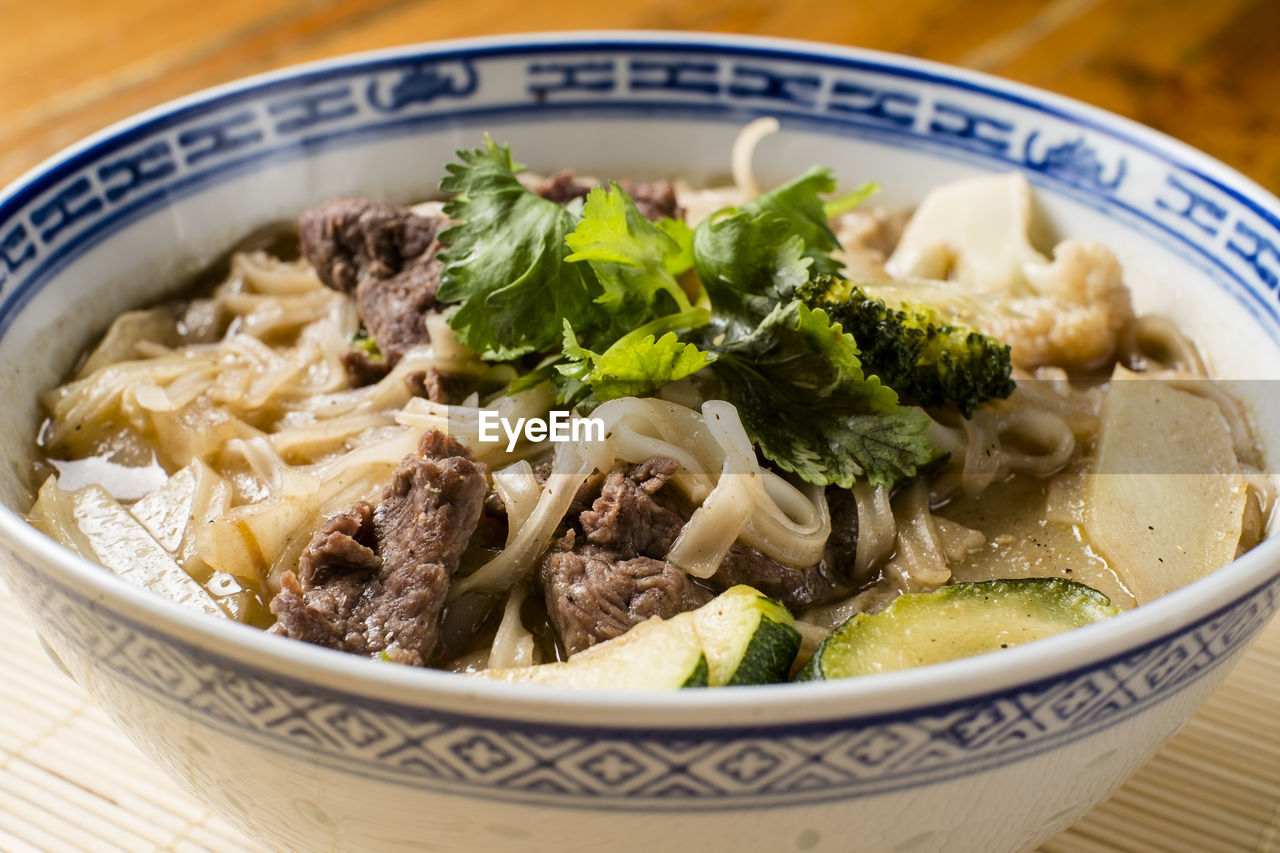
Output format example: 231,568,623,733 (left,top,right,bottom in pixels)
798,275,1015,416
